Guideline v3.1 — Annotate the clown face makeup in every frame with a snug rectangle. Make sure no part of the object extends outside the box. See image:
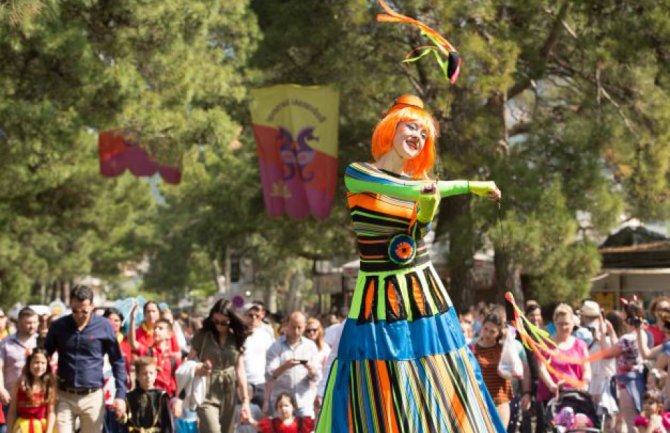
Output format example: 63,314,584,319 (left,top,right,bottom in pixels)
392,121,429,160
